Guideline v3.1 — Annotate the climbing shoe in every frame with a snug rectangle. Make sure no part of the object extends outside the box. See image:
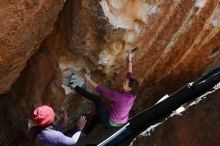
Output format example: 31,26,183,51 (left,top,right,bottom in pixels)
68,72,85,88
